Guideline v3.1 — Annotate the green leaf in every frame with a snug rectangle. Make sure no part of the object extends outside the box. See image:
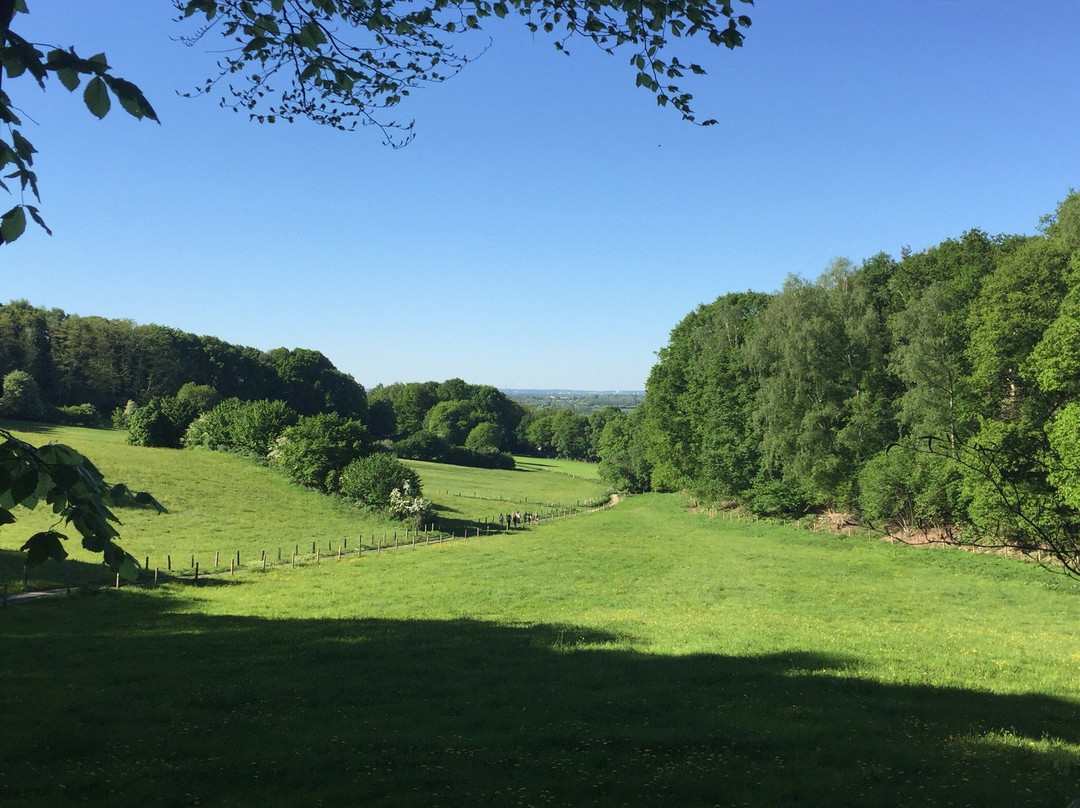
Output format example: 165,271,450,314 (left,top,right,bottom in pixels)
0,205,27,244
25,206,51,235
102,77,158,122
254,14,280,35
83,76,111,119
298,21,327,48
81,534,108,554
0,508,15,526
21,531,69,566
102,541,140,581
56,67,81,91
